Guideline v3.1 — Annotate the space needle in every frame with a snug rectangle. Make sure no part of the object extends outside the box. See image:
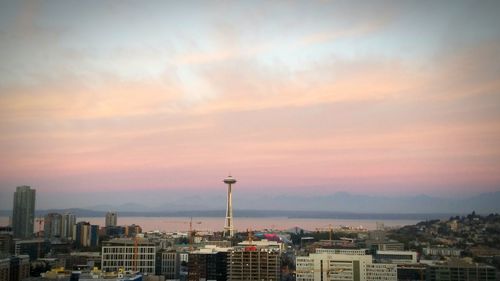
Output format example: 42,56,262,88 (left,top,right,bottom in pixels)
223,175,236,238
